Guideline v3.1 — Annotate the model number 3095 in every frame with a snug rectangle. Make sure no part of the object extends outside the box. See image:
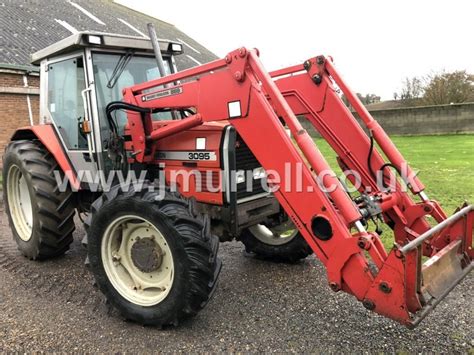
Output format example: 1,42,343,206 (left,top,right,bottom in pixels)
188,152,211,160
